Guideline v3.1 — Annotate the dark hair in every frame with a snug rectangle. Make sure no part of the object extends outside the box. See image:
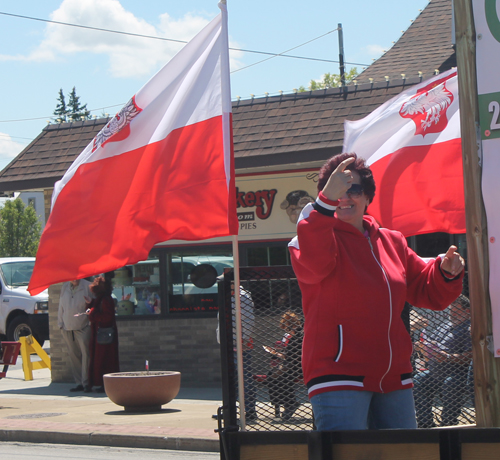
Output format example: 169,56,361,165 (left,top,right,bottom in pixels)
317,152,376,204
452,294,470,310
90,275,112,297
